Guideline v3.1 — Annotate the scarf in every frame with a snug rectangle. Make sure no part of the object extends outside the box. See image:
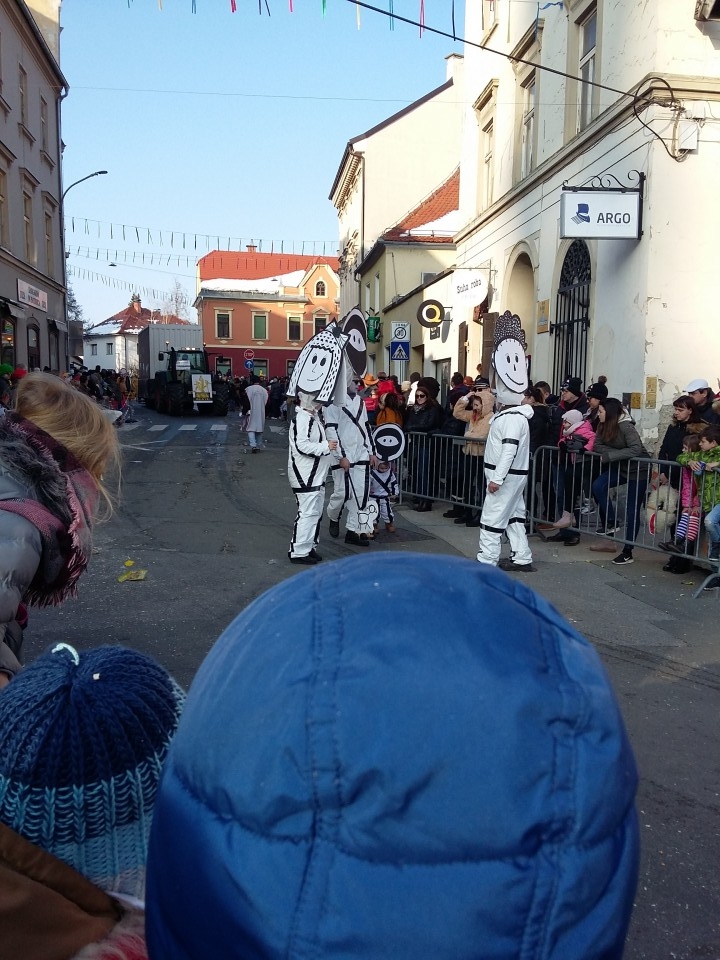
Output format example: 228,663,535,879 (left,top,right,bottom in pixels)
0,413,98,607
